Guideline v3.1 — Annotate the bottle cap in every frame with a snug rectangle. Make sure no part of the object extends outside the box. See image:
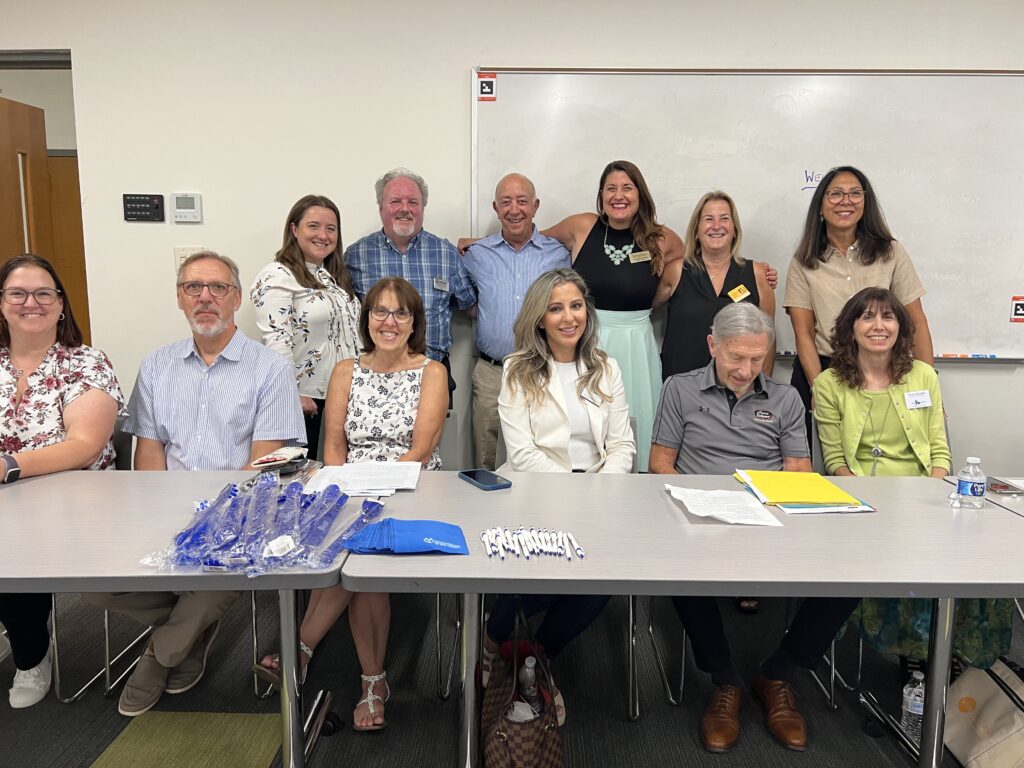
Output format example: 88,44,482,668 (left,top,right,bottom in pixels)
912,671,925,680
524,656,536,668
966,457,980,463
